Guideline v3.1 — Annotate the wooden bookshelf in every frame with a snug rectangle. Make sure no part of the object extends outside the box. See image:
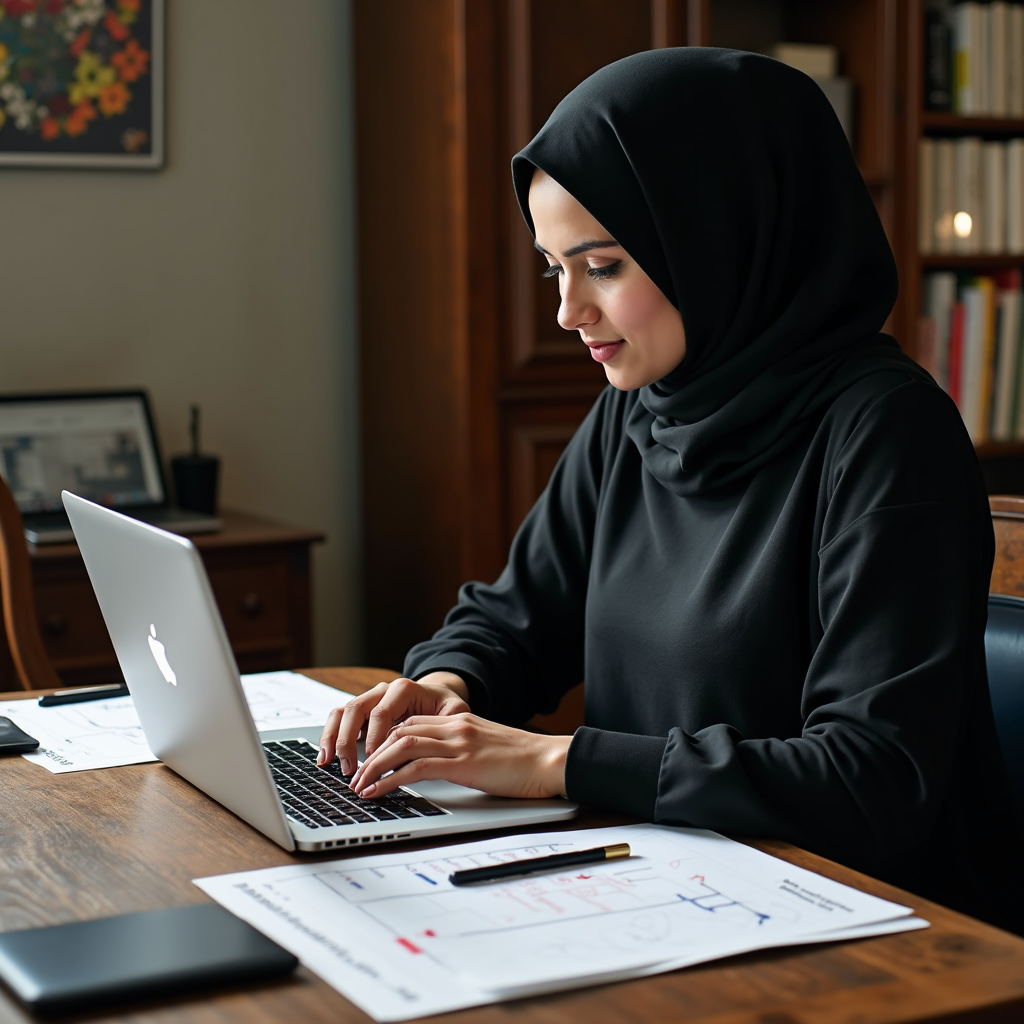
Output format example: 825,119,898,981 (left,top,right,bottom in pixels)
896,0,1024,491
